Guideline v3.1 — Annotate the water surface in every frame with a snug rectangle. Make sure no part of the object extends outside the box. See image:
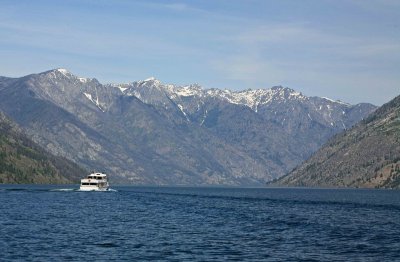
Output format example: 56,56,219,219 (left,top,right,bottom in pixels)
1,185,399,261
